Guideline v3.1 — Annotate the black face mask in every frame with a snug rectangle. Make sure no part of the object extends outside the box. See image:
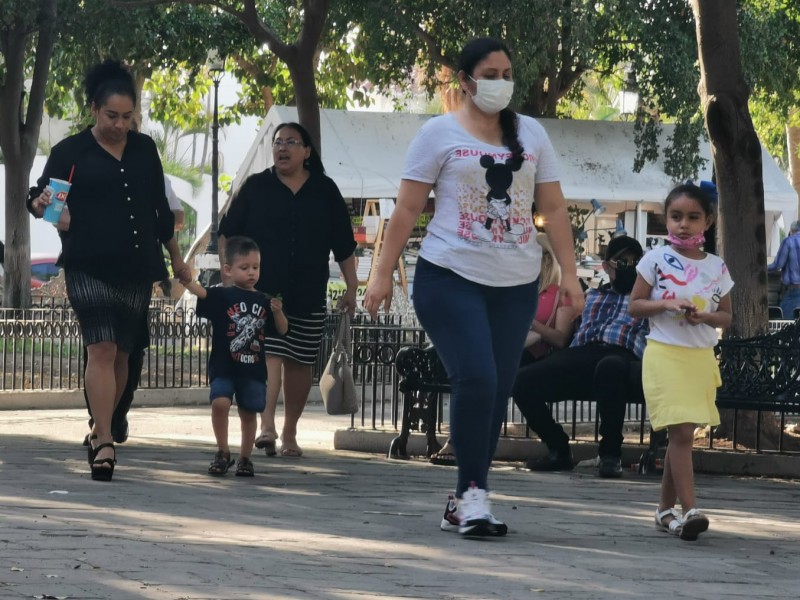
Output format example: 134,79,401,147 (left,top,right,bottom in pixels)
611,265,637,294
